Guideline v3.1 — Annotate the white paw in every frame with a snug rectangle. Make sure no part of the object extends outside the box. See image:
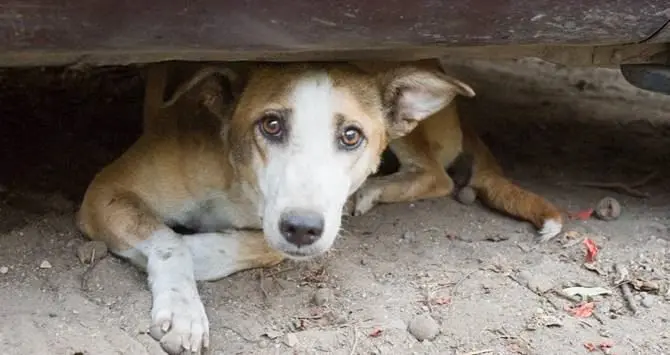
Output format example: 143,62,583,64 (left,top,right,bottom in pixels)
353,185,382,216
149,289,210,354
537,218,563,243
